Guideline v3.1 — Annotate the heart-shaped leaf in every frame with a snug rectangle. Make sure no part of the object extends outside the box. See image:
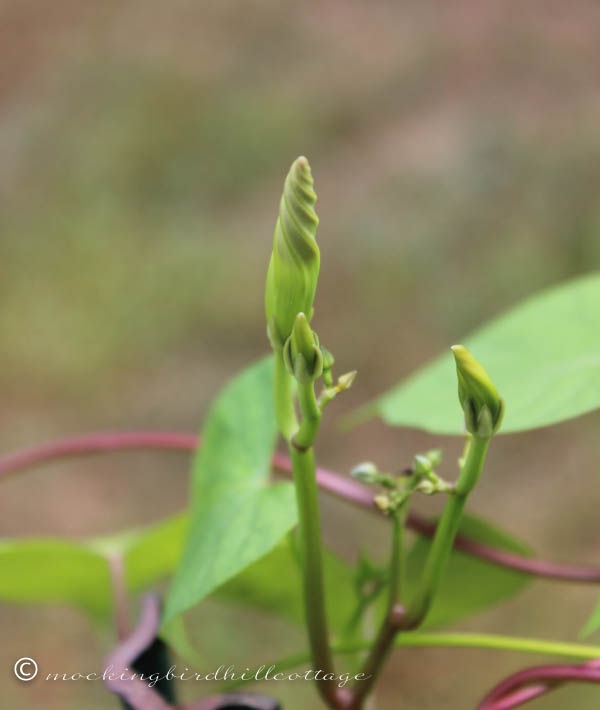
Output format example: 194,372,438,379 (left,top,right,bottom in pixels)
362,272,600,434
162,356,298,627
